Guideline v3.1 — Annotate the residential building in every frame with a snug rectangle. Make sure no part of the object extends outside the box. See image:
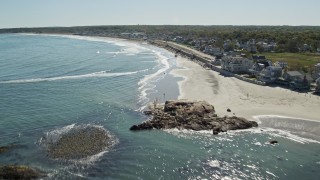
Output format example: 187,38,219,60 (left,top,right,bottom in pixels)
316,78,320,93
221,56,254,73
258,66,283,83
283,71,304,82
312,63,320,80
203,45,223,56
249,56,272,76
283,71,311,90
274,61,288,69
173,36,185,43
247,39,257,53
